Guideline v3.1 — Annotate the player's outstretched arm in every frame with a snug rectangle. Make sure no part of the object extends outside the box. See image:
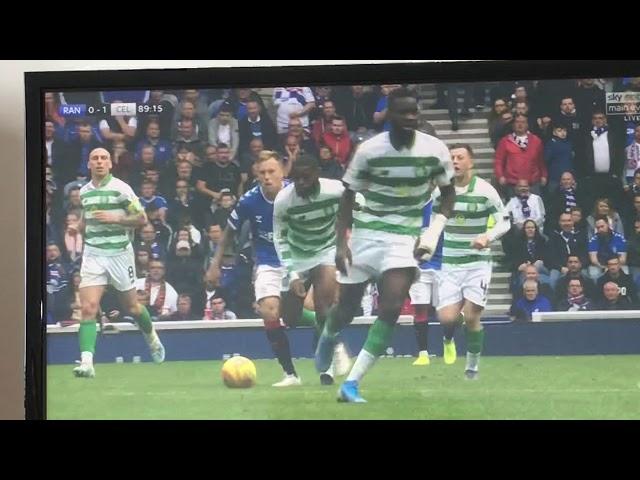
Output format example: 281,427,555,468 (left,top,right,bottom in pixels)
416,183,455,260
